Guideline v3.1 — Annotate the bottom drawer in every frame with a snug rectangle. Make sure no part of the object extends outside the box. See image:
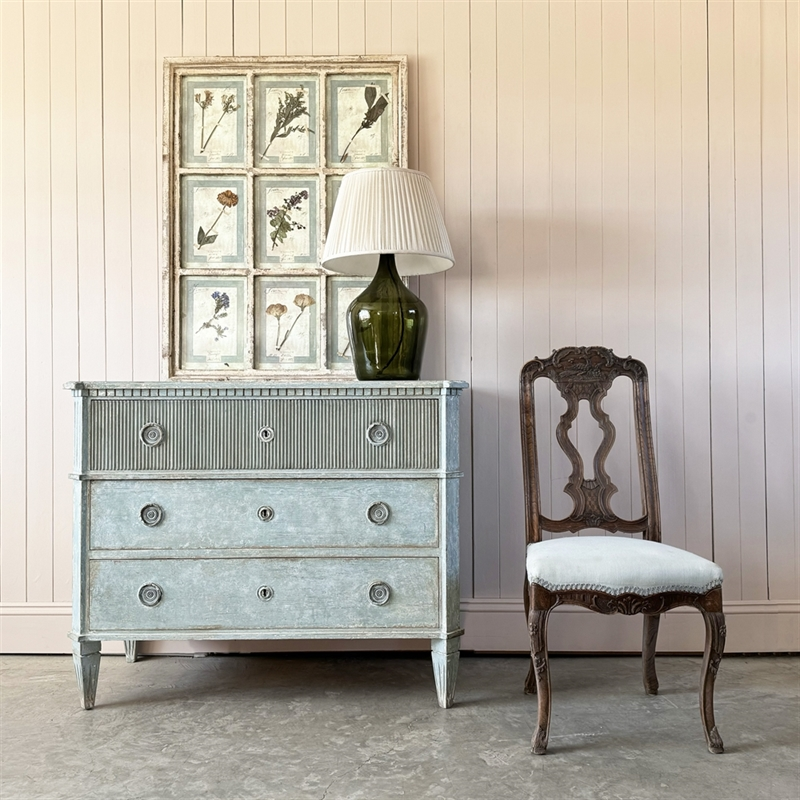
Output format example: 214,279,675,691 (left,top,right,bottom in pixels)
87,557,440,633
